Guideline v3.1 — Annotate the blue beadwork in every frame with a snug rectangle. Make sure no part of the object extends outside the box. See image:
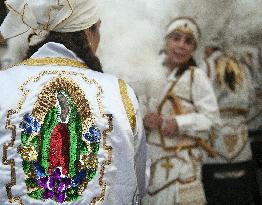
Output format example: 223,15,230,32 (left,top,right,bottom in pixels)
83,126,101,143
34,162,47,179
21,113,41,134
71,169,87,187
